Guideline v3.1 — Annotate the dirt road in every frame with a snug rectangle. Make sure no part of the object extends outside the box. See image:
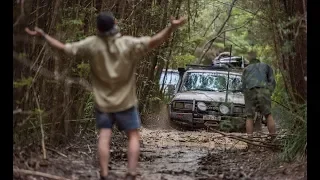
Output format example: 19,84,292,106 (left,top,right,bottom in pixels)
13,125,306,180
